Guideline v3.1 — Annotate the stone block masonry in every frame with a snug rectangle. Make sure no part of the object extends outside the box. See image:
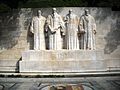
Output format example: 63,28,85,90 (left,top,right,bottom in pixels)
0,8,120,72
19,50,107,72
